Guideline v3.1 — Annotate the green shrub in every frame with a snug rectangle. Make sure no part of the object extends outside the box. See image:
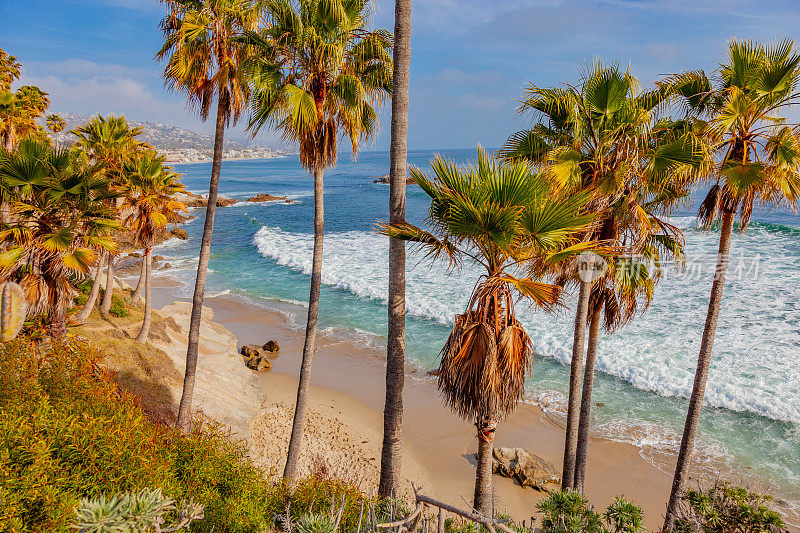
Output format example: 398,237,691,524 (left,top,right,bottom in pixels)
0,337,377,533
75,280,93,295
672,482,784,533
74,294,88,307
536,491,644,533
108,296,129,318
